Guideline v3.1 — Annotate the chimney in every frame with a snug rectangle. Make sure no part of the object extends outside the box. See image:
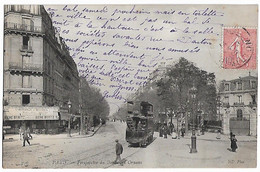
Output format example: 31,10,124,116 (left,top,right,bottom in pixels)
249,71,251,76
